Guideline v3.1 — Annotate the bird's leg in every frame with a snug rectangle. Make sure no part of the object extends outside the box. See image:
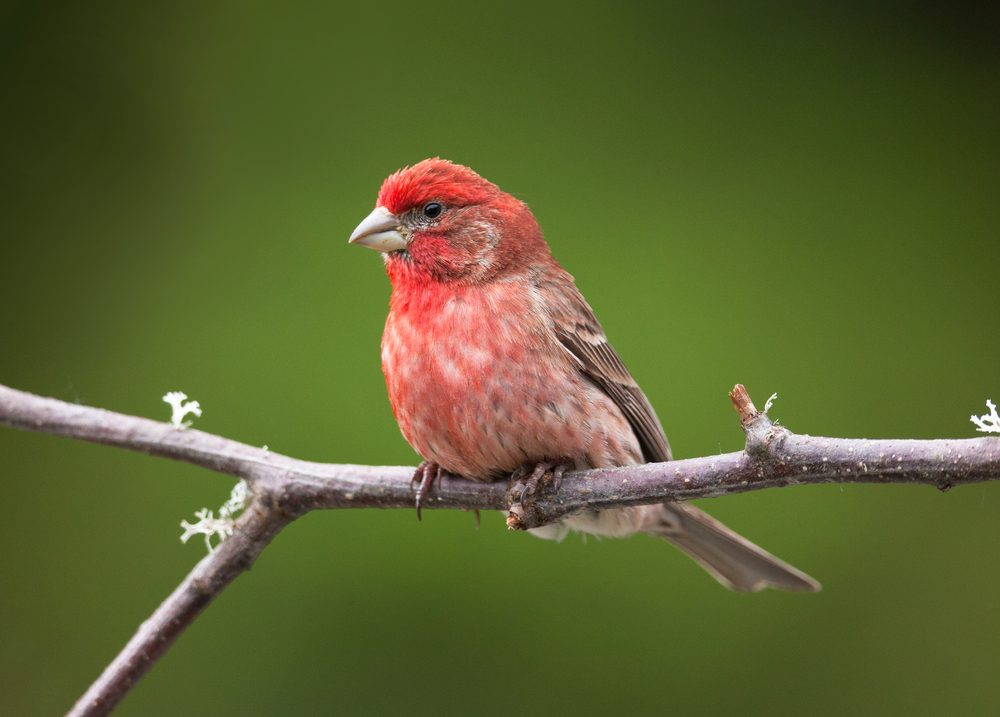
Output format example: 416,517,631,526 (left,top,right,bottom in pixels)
411,461,443,520
508,460,571,506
